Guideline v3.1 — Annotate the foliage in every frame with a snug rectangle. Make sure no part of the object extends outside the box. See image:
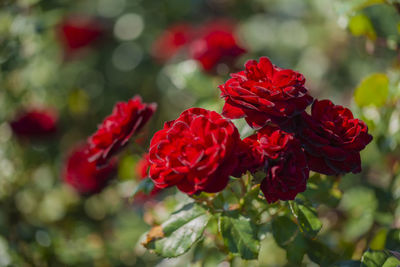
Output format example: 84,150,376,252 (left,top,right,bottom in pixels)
1,0,400,266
